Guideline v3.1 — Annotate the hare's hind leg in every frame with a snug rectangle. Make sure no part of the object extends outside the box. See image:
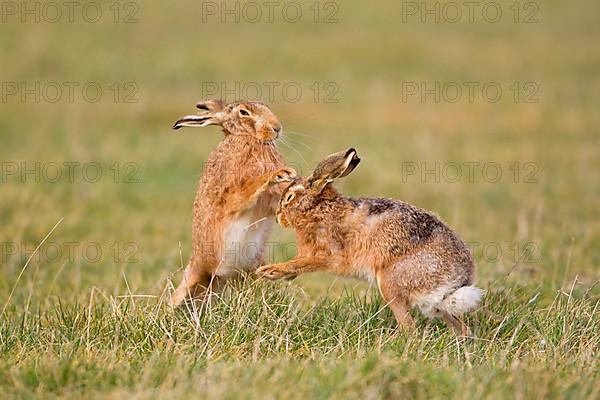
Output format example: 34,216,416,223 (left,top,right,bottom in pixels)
170,260,211,307
440,311,471,337
377,278,414,331
388,298,414,331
